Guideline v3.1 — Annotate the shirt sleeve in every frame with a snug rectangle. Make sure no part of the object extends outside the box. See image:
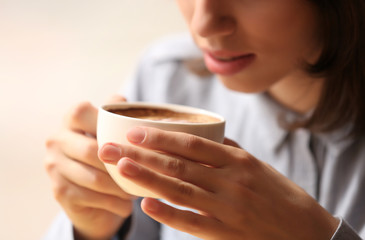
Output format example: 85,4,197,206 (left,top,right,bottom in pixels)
110,198,160,240
41,212,74,240
124,198,160,240
330,218,362,240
